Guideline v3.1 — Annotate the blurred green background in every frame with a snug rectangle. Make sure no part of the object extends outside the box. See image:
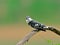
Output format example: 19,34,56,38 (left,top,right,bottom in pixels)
0,0,60,45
